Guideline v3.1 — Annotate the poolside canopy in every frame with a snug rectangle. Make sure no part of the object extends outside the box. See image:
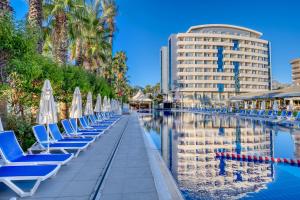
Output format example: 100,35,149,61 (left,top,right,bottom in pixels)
130,90,152,109
230,85,300,101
